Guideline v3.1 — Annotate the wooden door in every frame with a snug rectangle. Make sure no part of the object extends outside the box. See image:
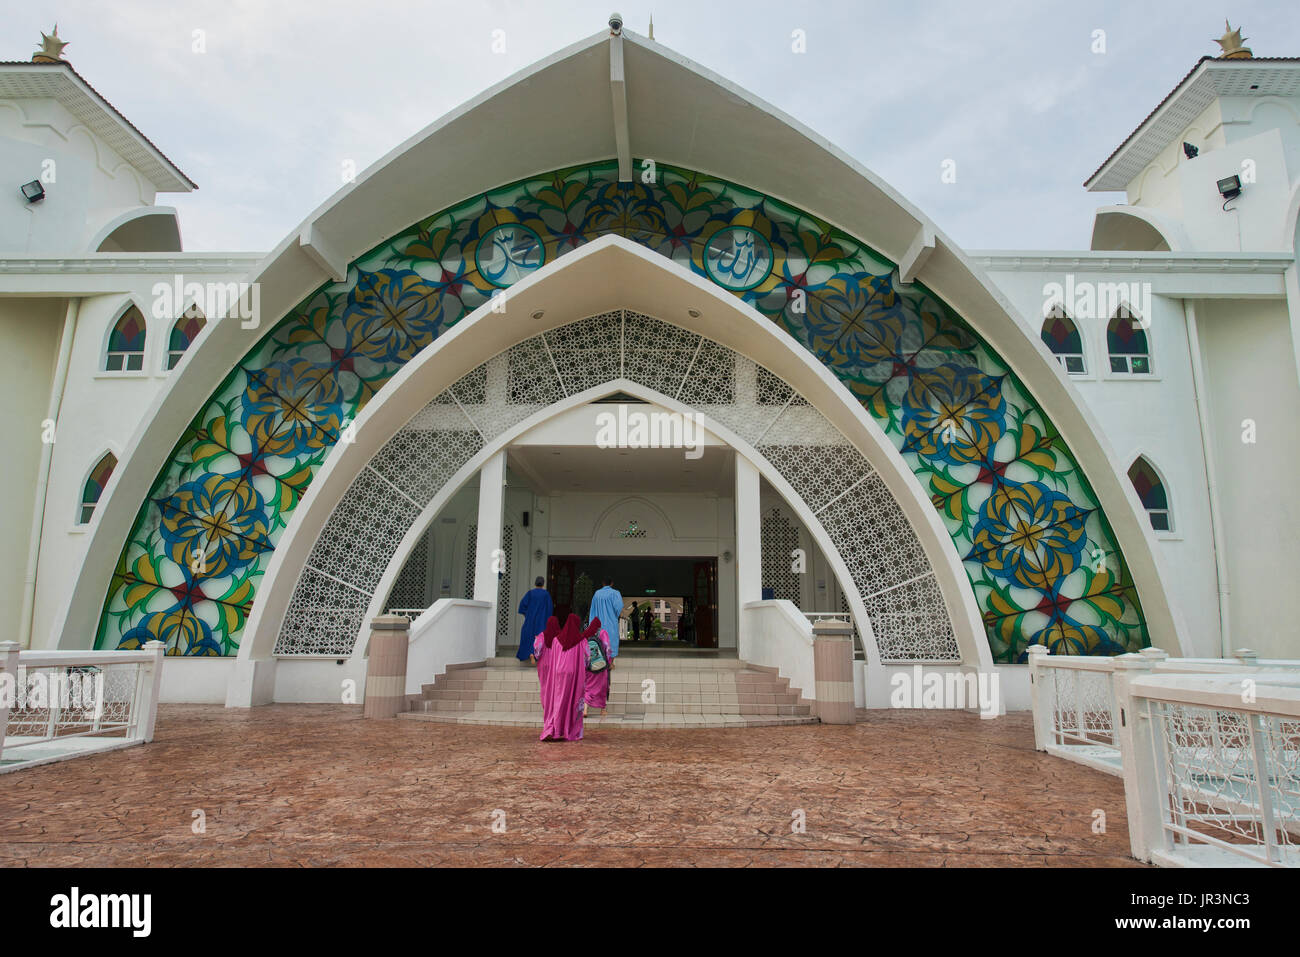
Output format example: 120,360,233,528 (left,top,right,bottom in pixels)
548,558,575,623
692,560,718,648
